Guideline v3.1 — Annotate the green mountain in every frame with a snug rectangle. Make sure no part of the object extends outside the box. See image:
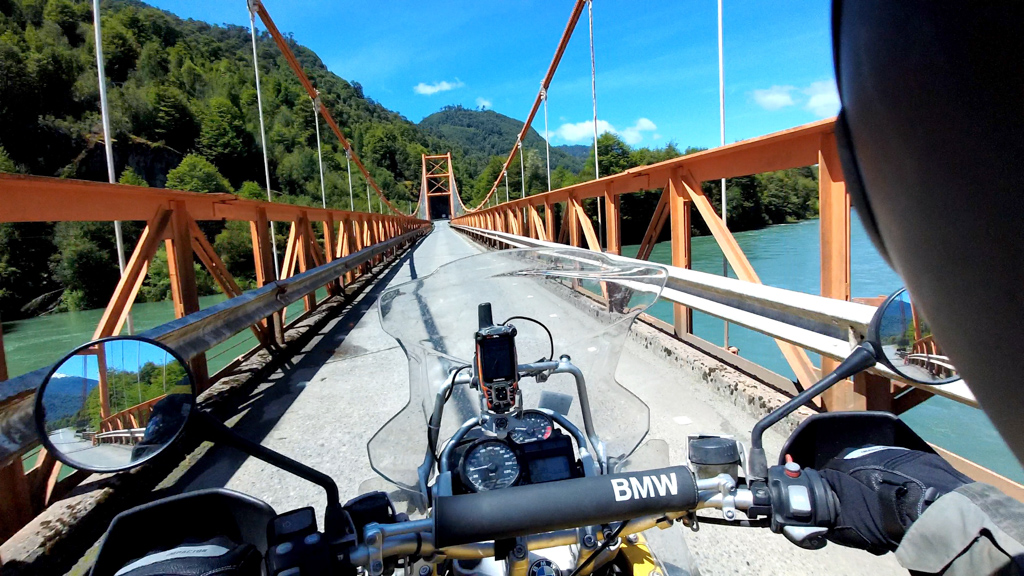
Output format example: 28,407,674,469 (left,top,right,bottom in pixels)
420,105,584,173
558,144,590,159
419,105,585,206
